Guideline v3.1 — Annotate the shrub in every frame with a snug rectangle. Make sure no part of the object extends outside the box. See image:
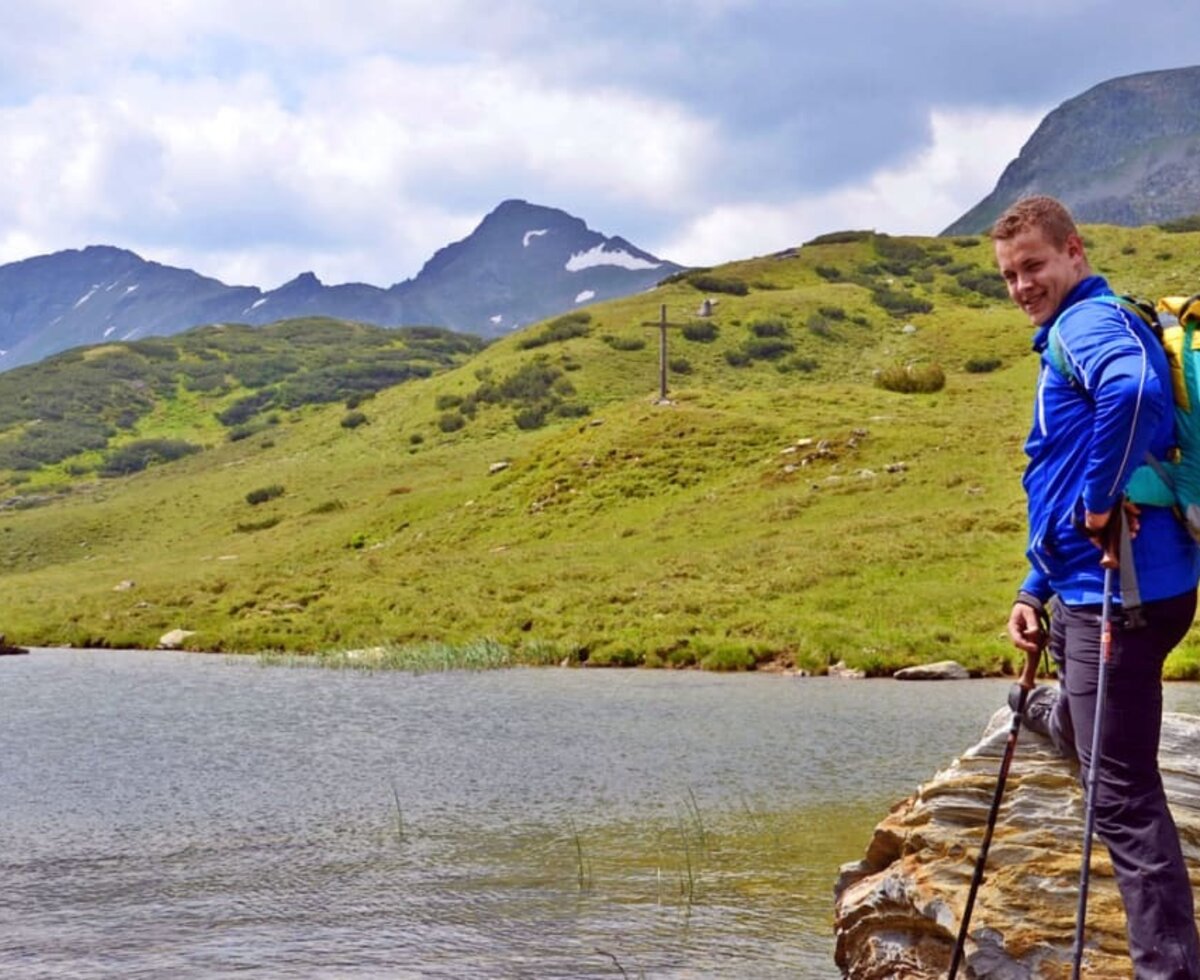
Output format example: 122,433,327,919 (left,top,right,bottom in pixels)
341,411,368,429
602,334,647,351
952,237,980,248
686,273,749,296
99,439,201,477
871,286,934,316
435,393,464,410
807,313,835,339
964,356,1002,374
818,305,846,320
875,362,946,394
814,265,843,281
953,268,1008,300
217,390,276,427
409,432,424,445
725,350,751,367
438,412,465,433
516,311,592,349
554,402,591,418
1161,214,1200,233
235,517,281,533
669,358,692,374
246,484,285,505
344,391,375,409
681,320,719,343
804,230,872,245
514,406,548,430
778,356,819,373
743,337,795,360
749,318,789,338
